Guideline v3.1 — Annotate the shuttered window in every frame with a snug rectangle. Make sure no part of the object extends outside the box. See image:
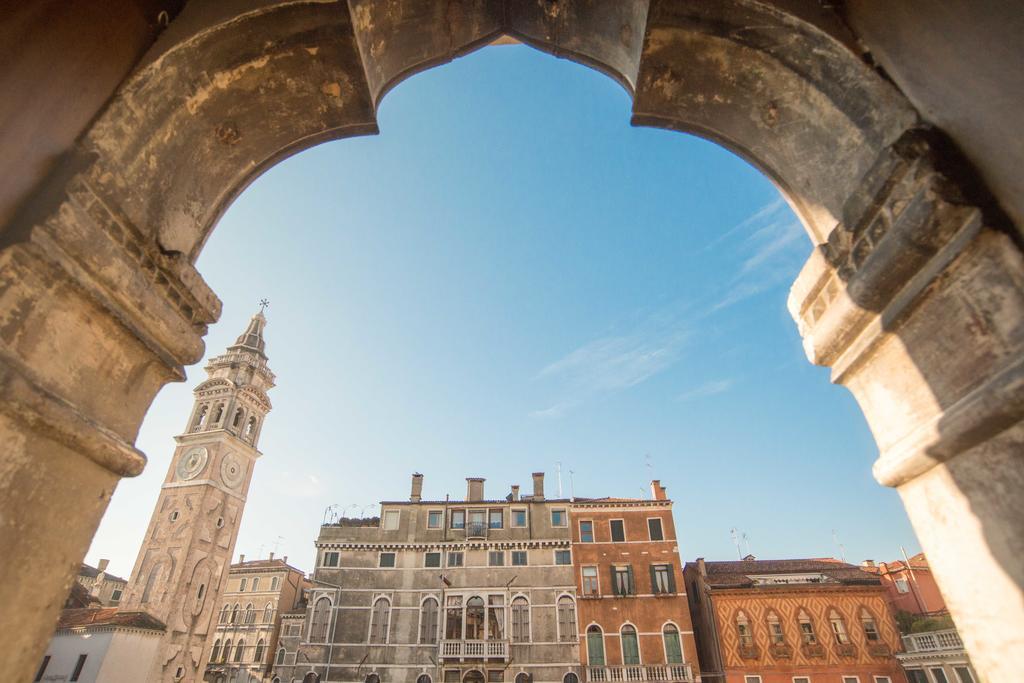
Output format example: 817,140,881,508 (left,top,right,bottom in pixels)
621,625,640,664
650,564,675,594
586,626,605,665
511,597,530,642
611,566,634,595
420,598,439,643
663,625,683,664
370,598,391,643
557,596,577,642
